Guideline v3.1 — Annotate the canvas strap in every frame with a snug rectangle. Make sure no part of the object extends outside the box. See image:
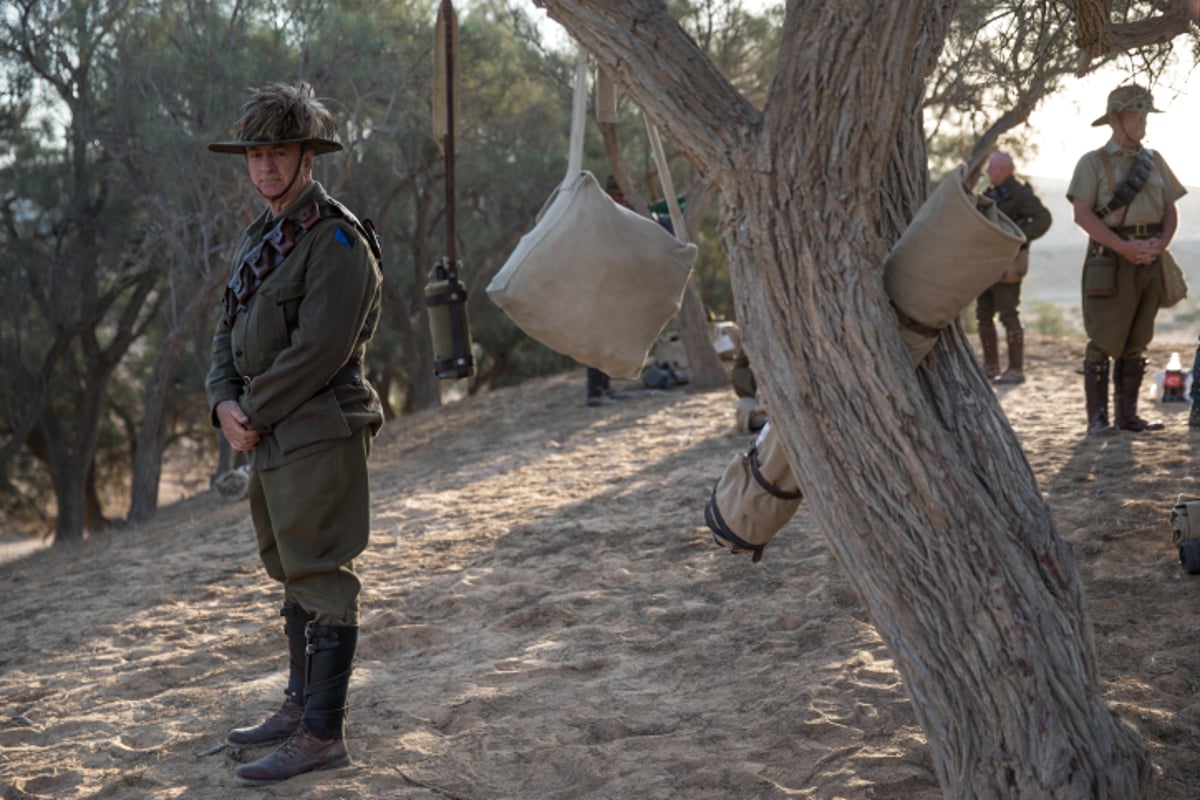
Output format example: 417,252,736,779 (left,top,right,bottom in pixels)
567,46,689,243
